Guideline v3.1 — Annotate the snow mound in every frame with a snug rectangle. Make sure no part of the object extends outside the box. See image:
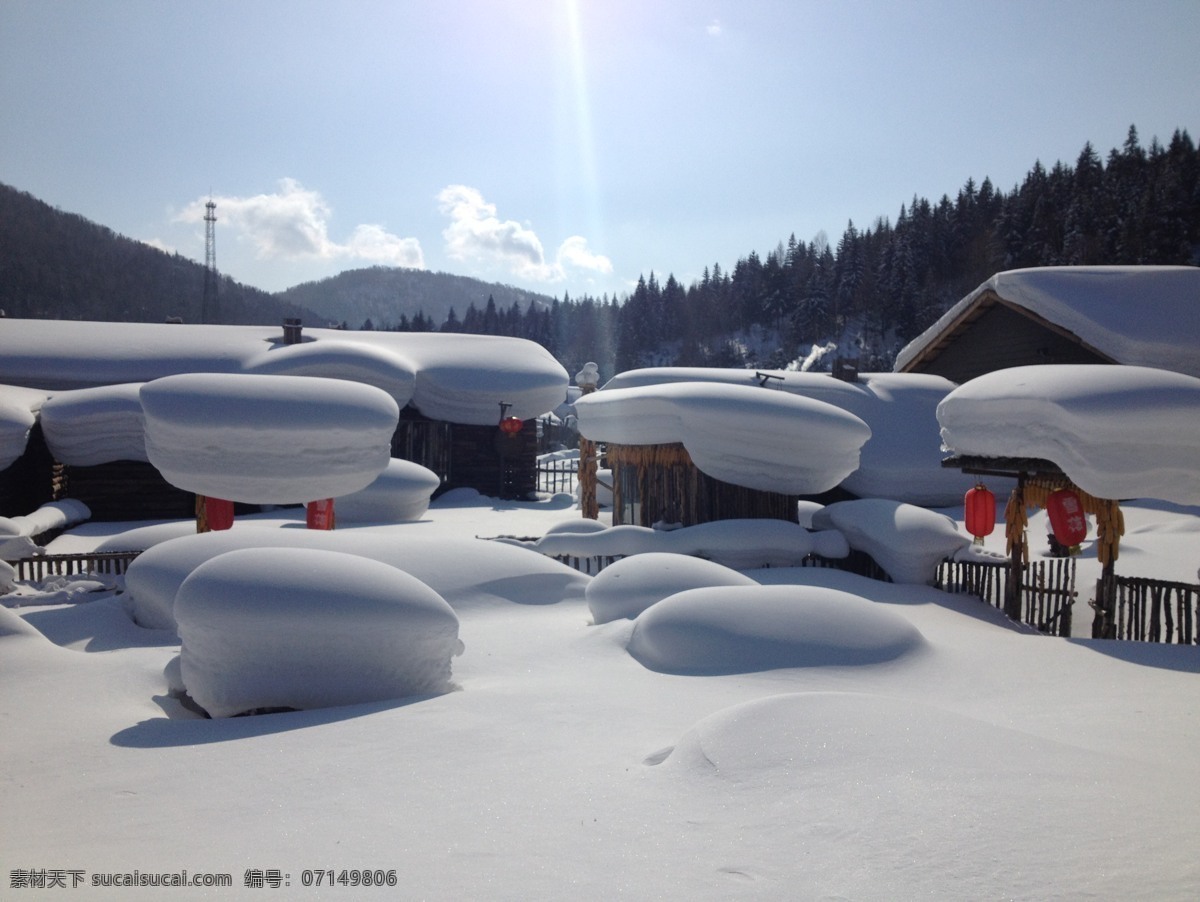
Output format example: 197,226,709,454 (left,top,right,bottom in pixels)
0,500,91,539
586,553,757,624
140,373,399,504
655,691,1091,792
938,364,1200,505
40,383,148,465
125,527,588,630
175,547,462,717
517,518,849,569
627,584,925,674
812,499,969,584
333,458,442,523
575,382,870,494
